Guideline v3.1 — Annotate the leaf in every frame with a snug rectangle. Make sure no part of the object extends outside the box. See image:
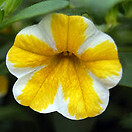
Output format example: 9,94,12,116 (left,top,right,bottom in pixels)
0,10,4,23
4,0,22,17
0,0,6,5
109,23,132,47
105,6,119,29
70,0,90,7
60,7,90,15
0,0,69,29
118,52,132,87
71,0,123,19
62,0,123,24
122,0,132,18
89,0,123,17
0,0,6,10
